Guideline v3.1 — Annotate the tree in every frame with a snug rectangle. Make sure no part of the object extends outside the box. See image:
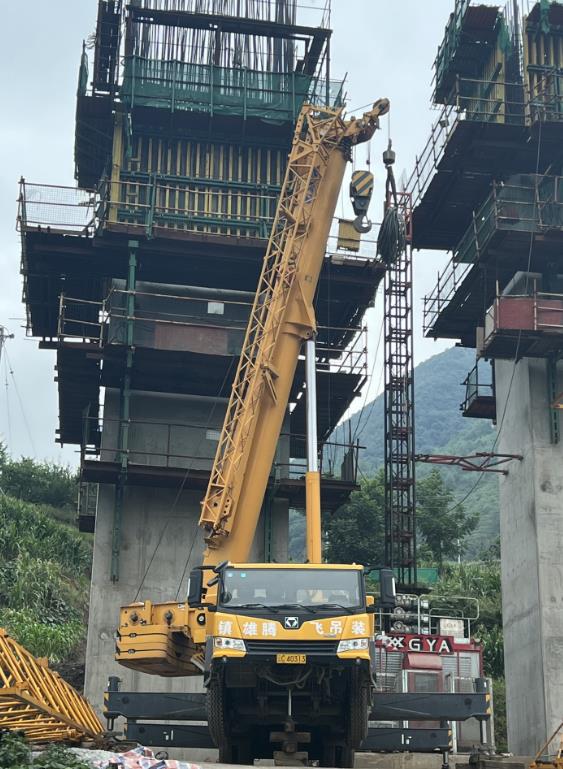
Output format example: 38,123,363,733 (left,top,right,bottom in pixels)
324,471,385,566
0,448,78,511
434,560,506,749
416,469,478,568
